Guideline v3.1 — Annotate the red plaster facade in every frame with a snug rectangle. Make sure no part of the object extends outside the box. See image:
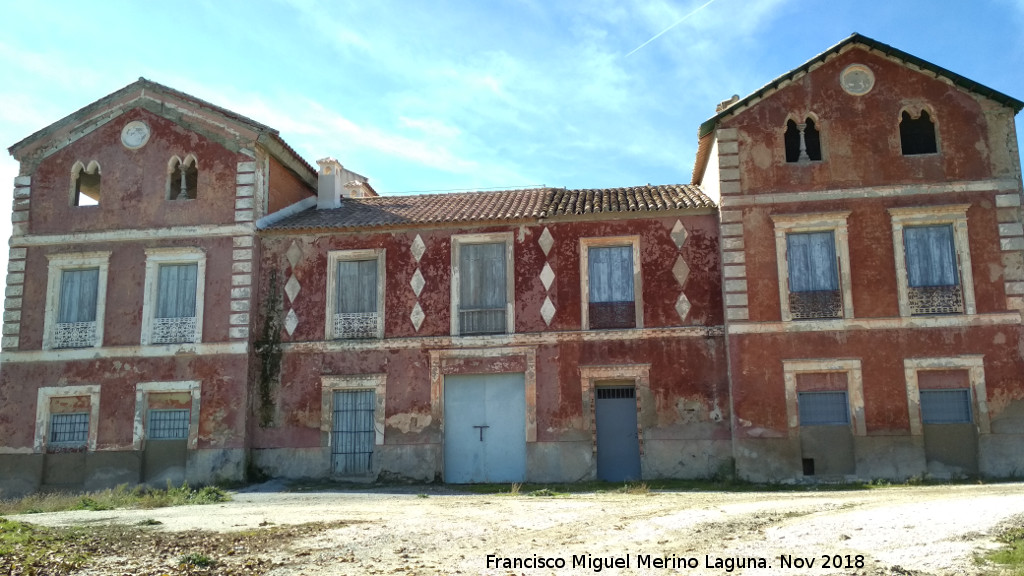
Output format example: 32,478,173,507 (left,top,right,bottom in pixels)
1,35,1022,494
